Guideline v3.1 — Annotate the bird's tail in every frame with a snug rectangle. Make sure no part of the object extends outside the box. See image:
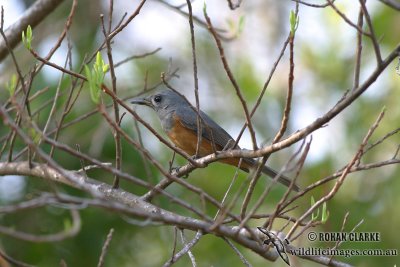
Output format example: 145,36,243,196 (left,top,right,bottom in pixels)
242,158,300,192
